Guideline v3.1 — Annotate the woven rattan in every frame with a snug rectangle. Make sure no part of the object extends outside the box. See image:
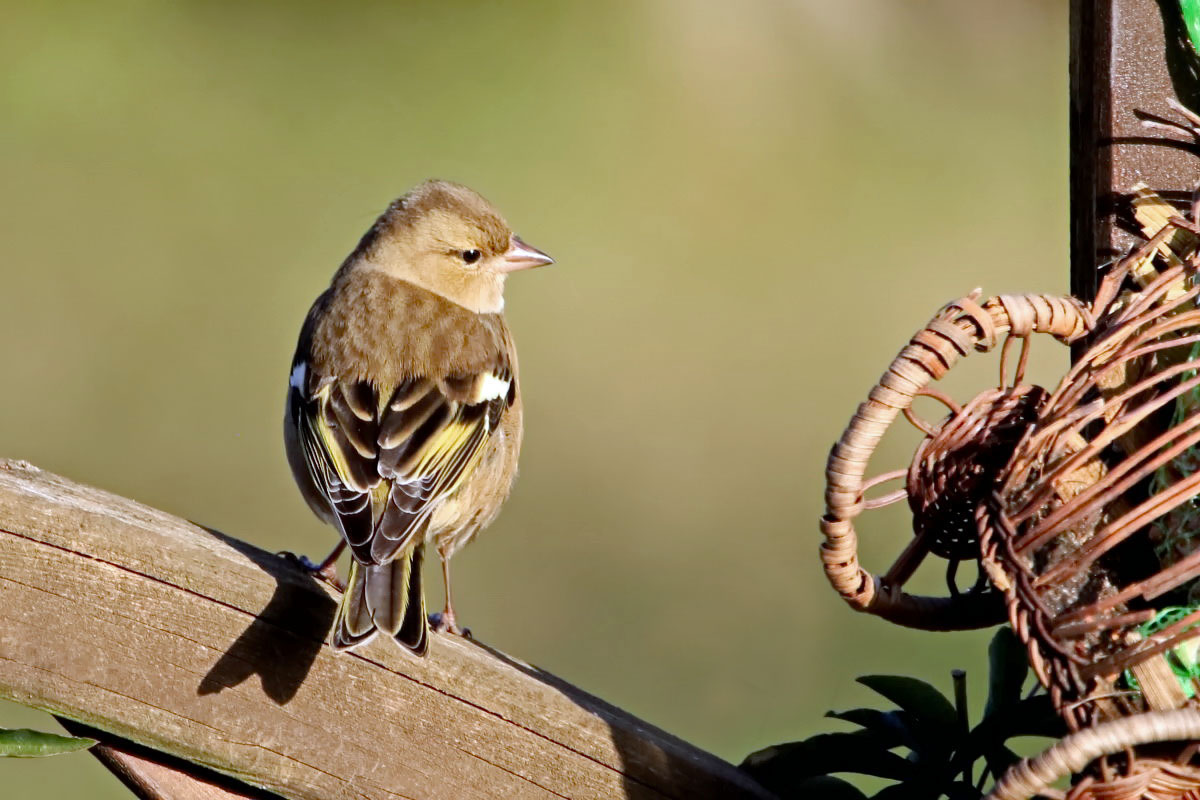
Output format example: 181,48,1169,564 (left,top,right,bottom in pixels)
987,709,1200,800
981,250,1200,731
821,183,1200,797
821,292,1091,629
